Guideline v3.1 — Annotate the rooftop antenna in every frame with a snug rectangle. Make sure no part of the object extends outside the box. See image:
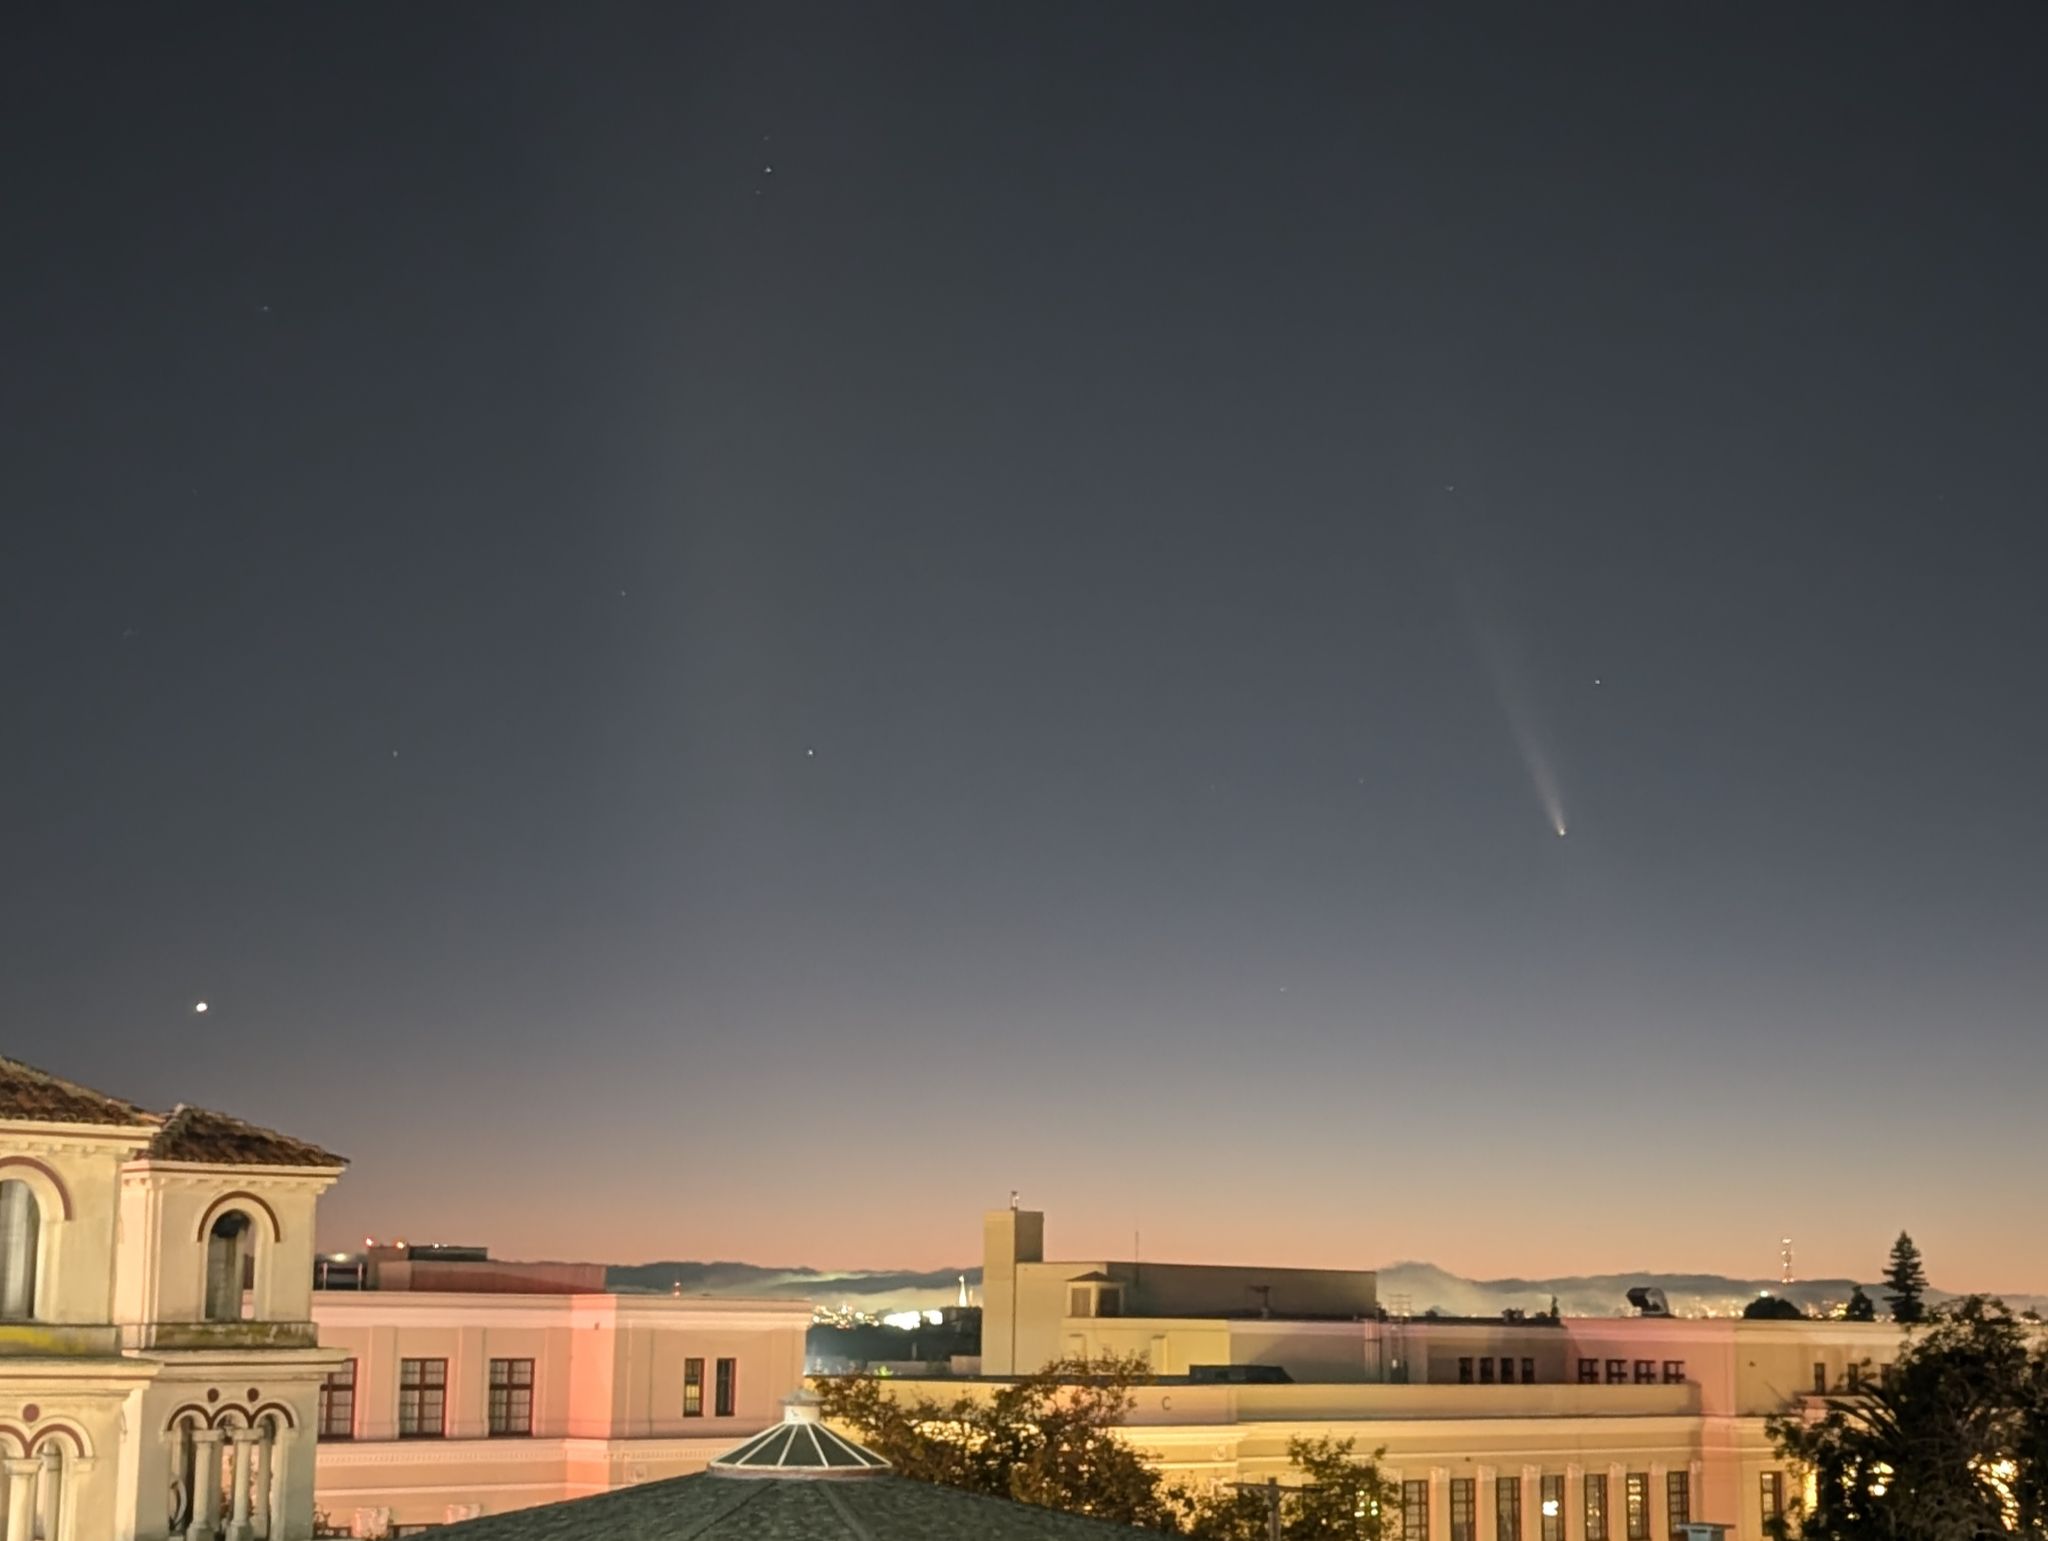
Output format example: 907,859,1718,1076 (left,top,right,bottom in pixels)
1009,1189,1019,1211
1781,1237,1795,1286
